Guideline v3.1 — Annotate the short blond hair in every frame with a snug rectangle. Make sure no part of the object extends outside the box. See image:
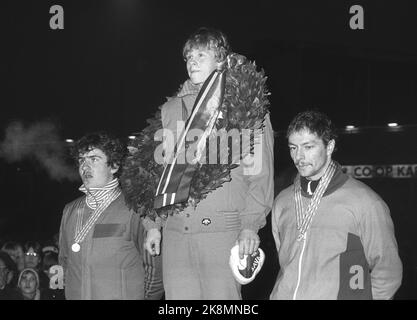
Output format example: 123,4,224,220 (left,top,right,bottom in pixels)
183,27,231,63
